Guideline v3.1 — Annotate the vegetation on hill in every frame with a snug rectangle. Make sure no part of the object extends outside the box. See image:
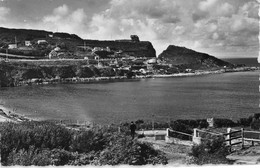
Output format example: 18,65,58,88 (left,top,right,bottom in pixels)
158,45,234,70
0,27,156,58
0,121,167,166
0,61,130,87
0,27,82,43
84,39,156,57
